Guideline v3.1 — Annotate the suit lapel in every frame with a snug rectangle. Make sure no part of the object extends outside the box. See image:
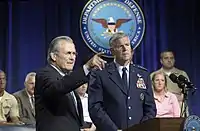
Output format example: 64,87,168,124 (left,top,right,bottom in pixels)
107,62,128,95
47,65,83,125
22,90,35,116
67,93,80,120
74,91,84,125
